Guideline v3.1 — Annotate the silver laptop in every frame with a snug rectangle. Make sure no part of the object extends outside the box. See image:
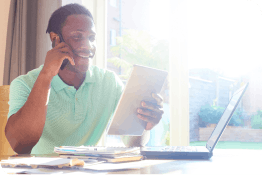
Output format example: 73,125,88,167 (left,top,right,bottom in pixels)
107,65,168,136
141,83,249,159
